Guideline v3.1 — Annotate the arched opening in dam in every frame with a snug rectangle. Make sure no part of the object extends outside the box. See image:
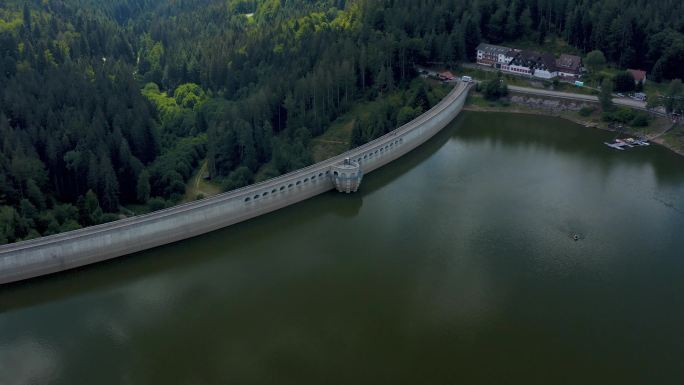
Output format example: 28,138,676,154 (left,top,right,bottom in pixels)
2,111,684,384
